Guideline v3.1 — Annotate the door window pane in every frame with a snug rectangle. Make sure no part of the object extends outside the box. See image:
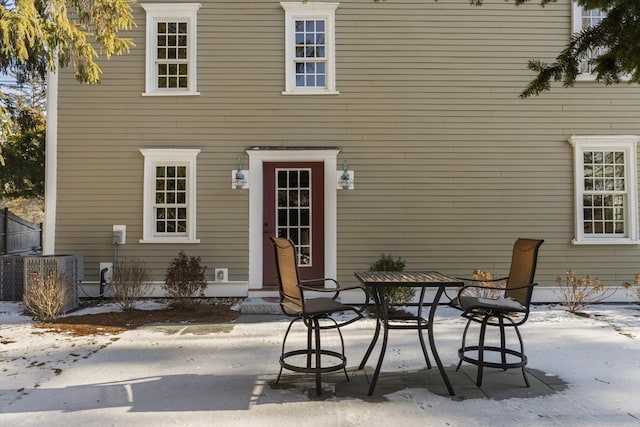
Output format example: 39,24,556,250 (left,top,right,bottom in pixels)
275,168,312,266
